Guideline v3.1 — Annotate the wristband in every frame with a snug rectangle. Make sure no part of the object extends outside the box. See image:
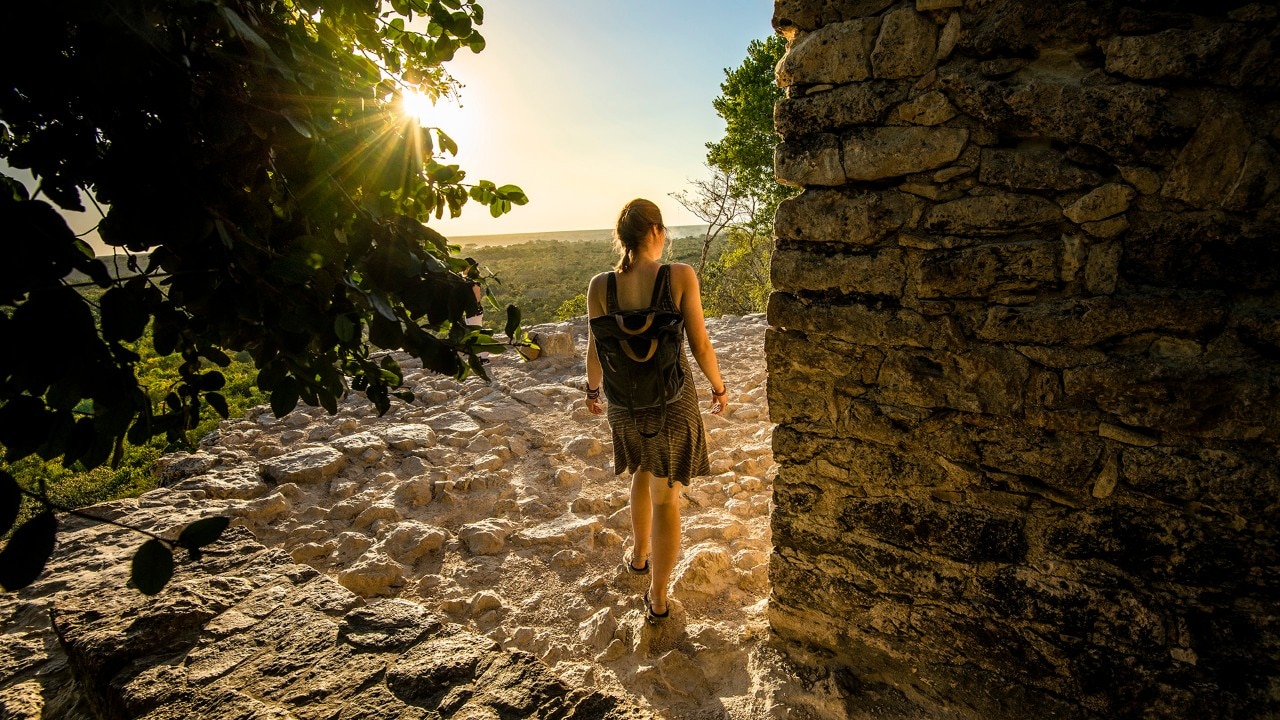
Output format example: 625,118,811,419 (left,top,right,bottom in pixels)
586,386,600,400
712,386,727,397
